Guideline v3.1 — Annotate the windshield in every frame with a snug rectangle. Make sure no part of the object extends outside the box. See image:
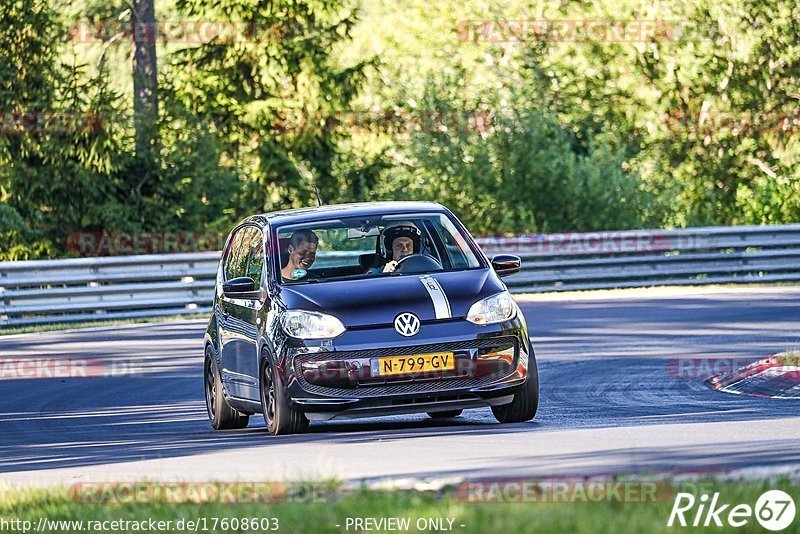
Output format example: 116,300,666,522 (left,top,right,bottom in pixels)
275,212,483,284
